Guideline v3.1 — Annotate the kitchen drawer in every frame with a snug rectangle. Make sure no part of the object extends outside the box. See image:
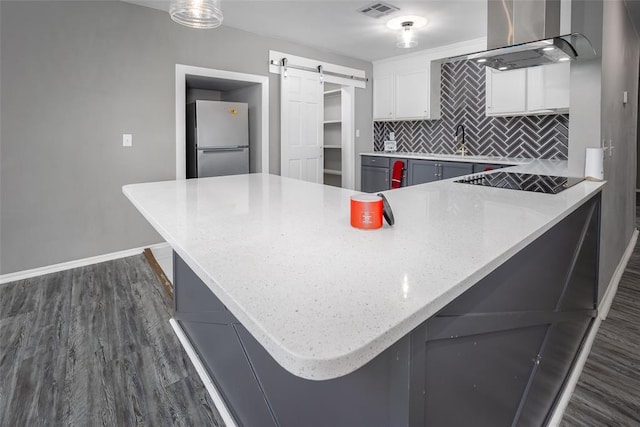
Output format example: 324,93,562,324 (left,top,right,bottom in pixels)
361,156,390,167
